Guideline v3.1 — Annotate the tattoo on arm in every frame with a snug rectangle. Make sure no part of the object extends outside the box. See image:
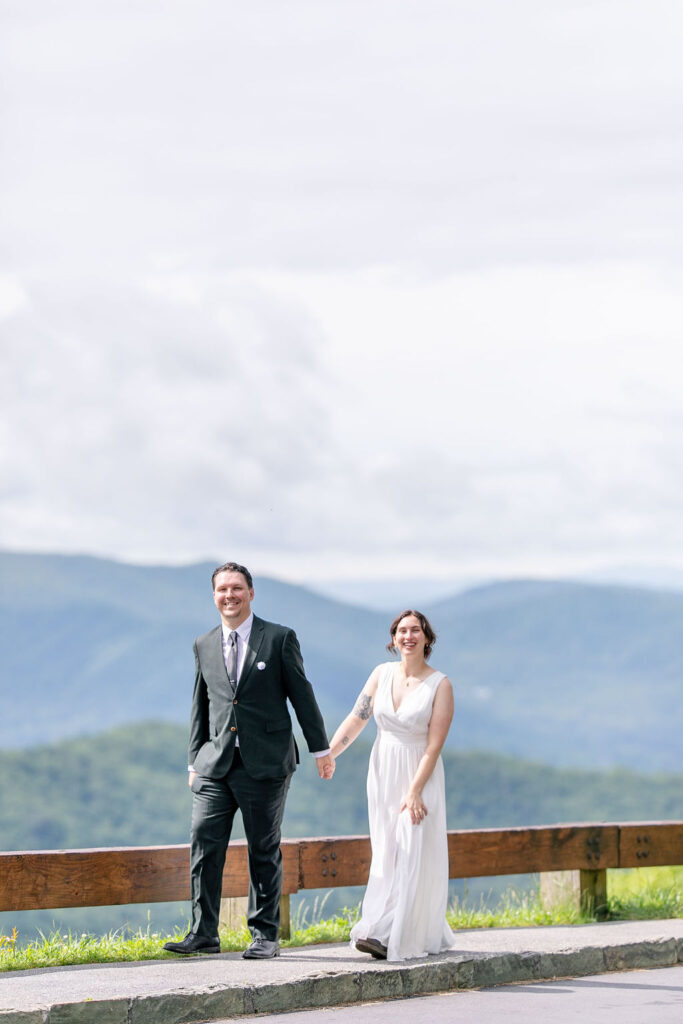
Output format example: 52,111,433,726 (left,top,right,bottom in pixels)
341,735,349,746
353,694,373,721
